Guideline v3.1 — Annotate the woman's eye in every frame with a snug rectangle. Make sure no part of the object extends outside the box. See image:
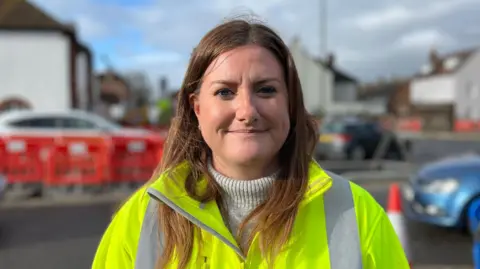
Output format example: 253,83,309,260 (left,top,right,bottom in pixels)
258,86,277,95
215,88,234,98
